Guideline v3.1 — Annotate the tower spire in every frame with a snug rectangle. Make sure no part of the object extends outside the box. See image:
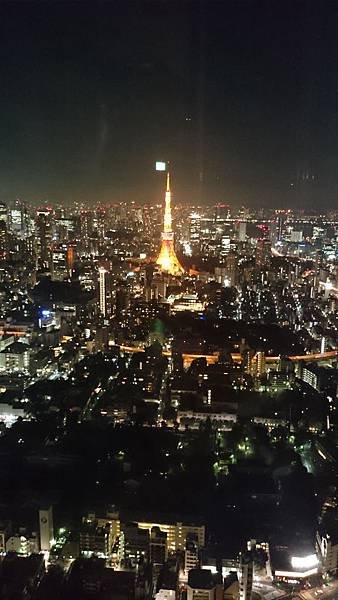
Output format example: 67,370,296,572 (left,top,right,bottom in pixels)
164,172,172,234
